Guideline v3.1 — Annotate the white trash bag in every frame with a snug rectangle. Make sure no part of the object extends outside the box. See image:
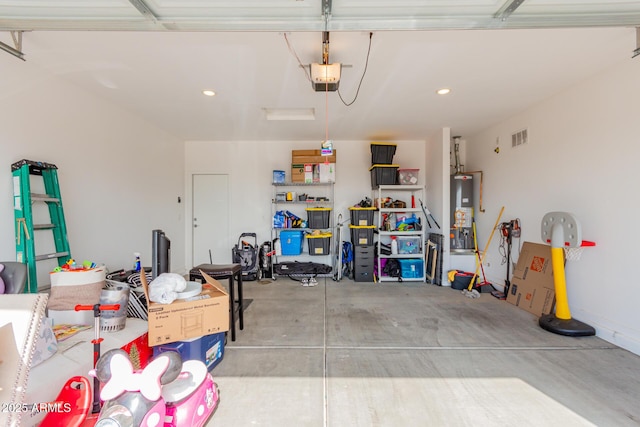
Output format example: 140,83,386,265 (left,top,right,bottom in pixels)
149,273,187,304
